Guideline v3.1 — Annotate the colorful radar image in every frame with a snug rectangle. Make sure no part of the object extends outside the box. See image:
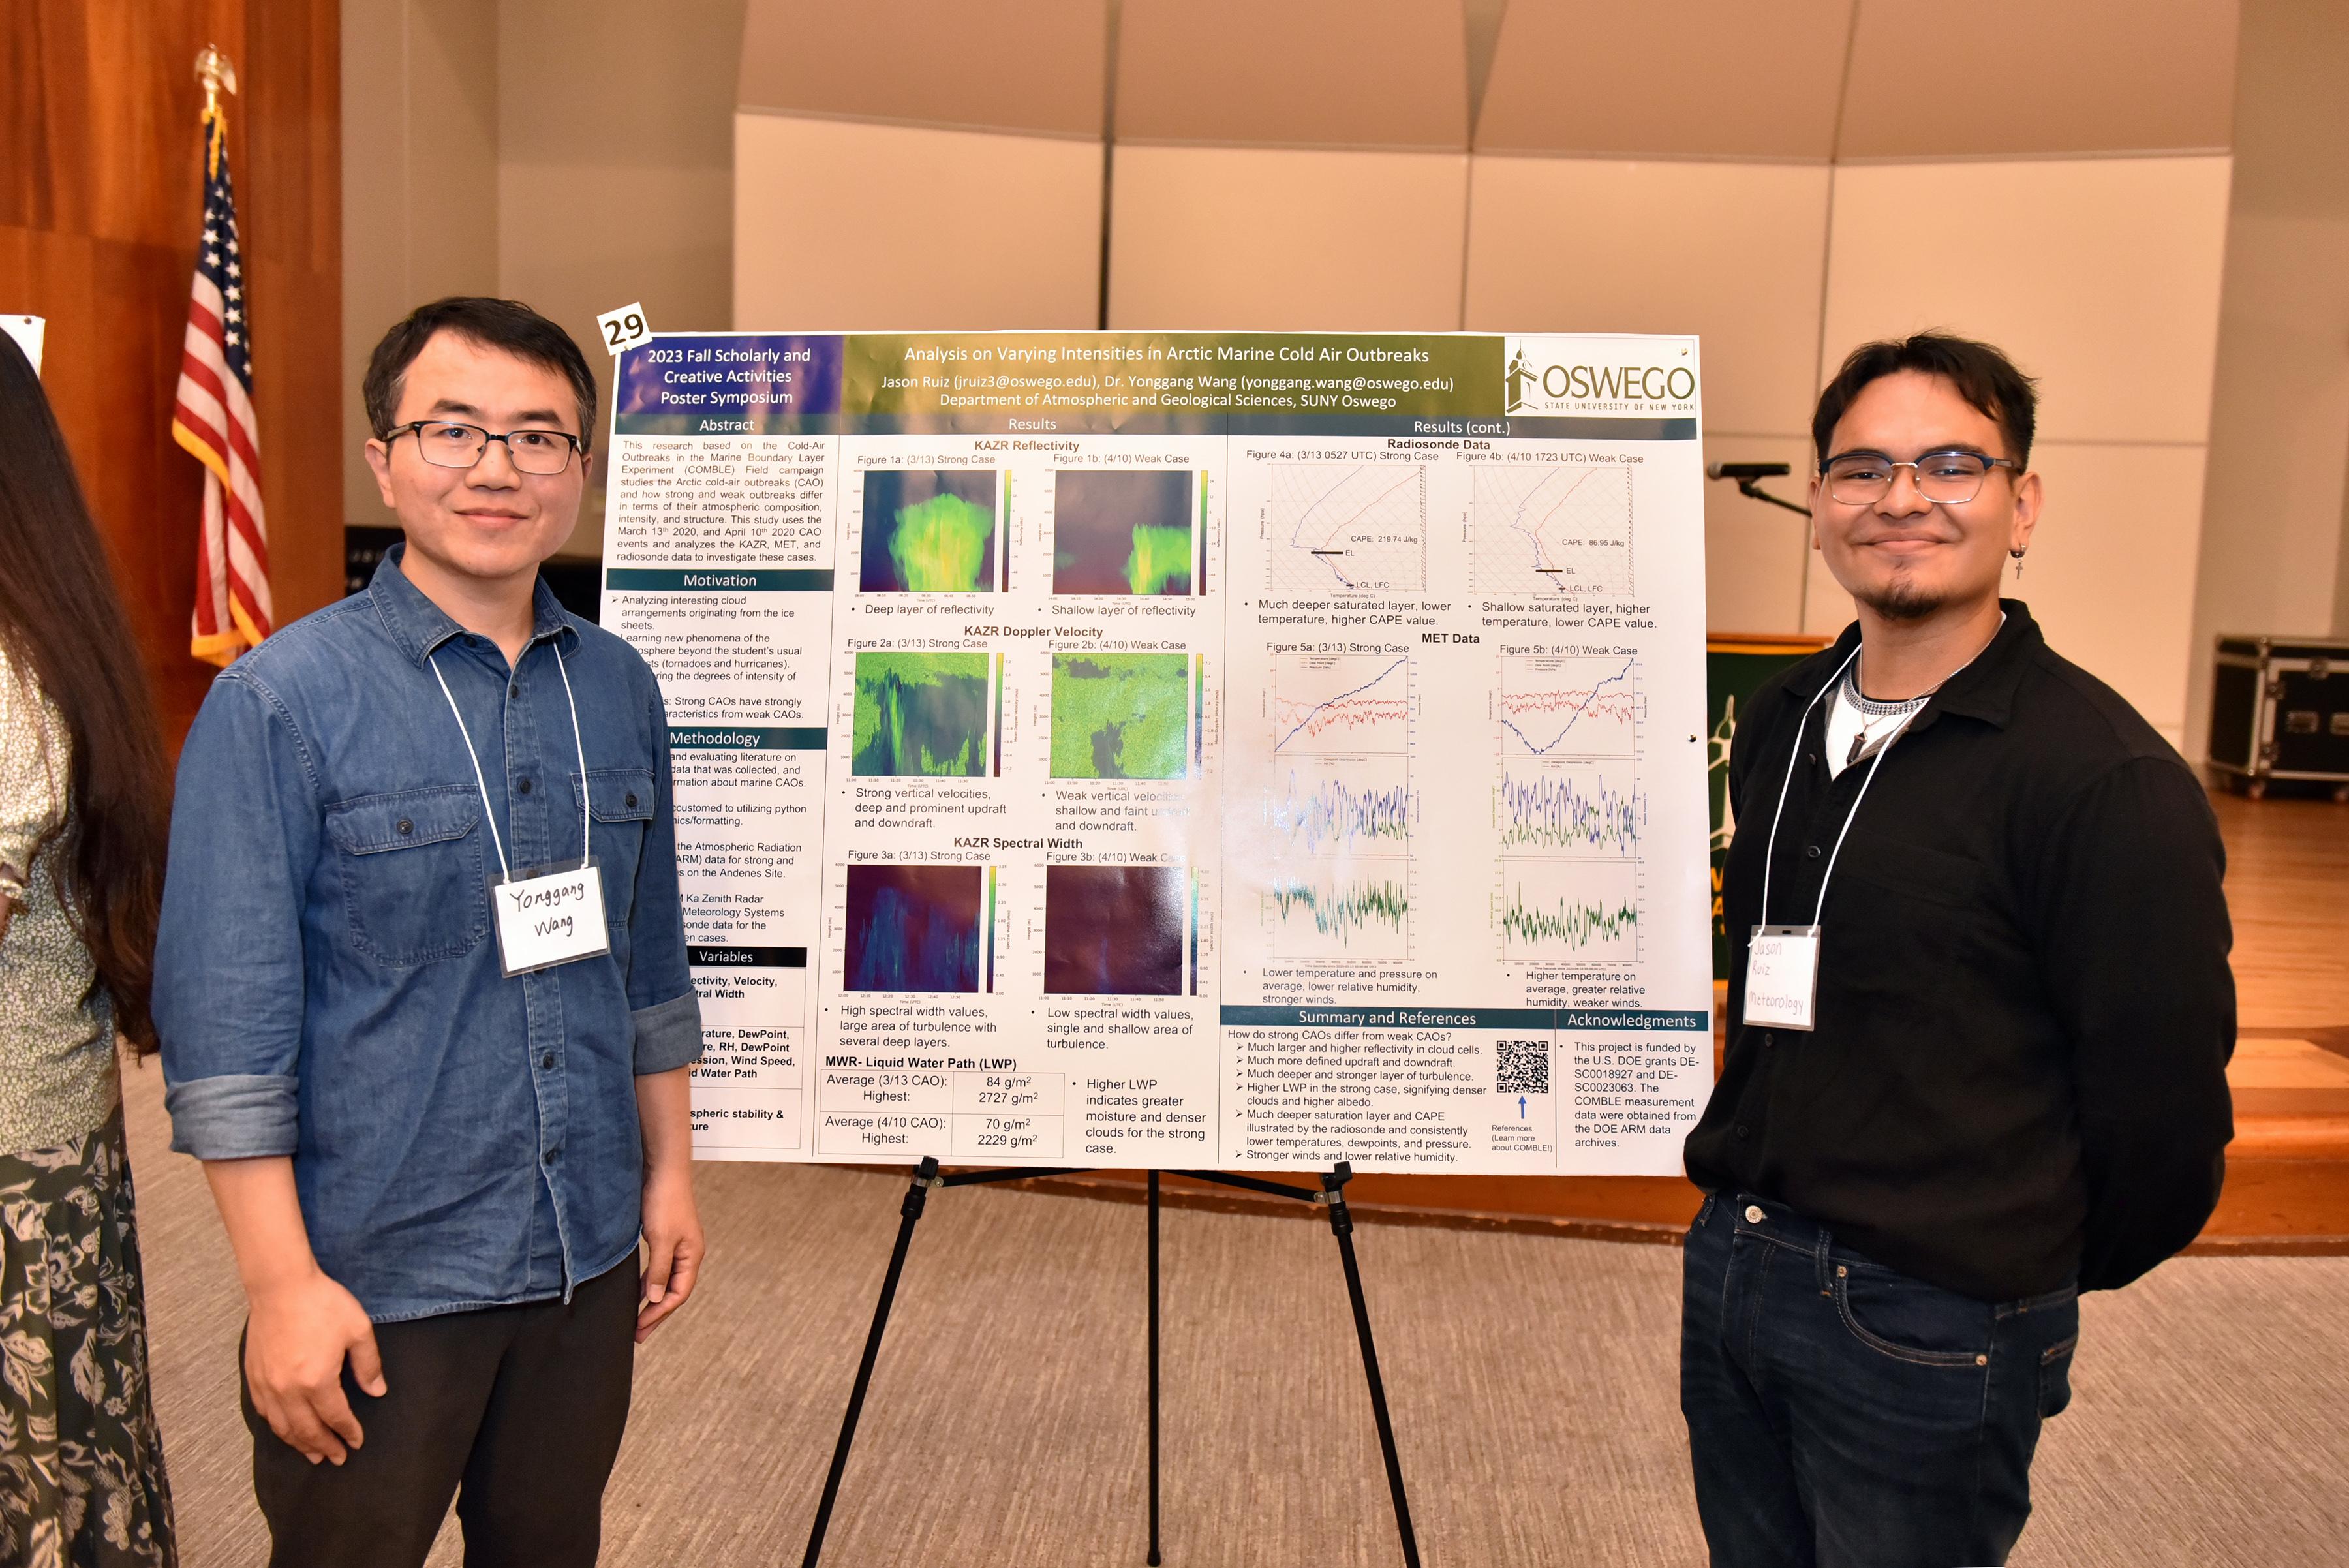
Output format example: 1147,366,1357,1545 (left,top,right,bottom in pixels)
859,469,999,592
1043,865,1186,994
1051,470,1193,595
852,651,994,776
1050,653,1190,779
842,864,985,992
